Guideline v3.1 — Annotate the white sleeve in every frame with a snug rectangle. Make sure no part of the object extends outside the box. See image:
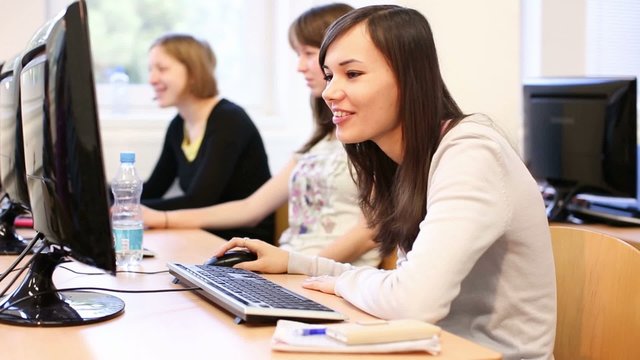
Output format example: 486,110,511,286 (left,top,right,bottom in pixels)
287,251,356,276
333,130,511,322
